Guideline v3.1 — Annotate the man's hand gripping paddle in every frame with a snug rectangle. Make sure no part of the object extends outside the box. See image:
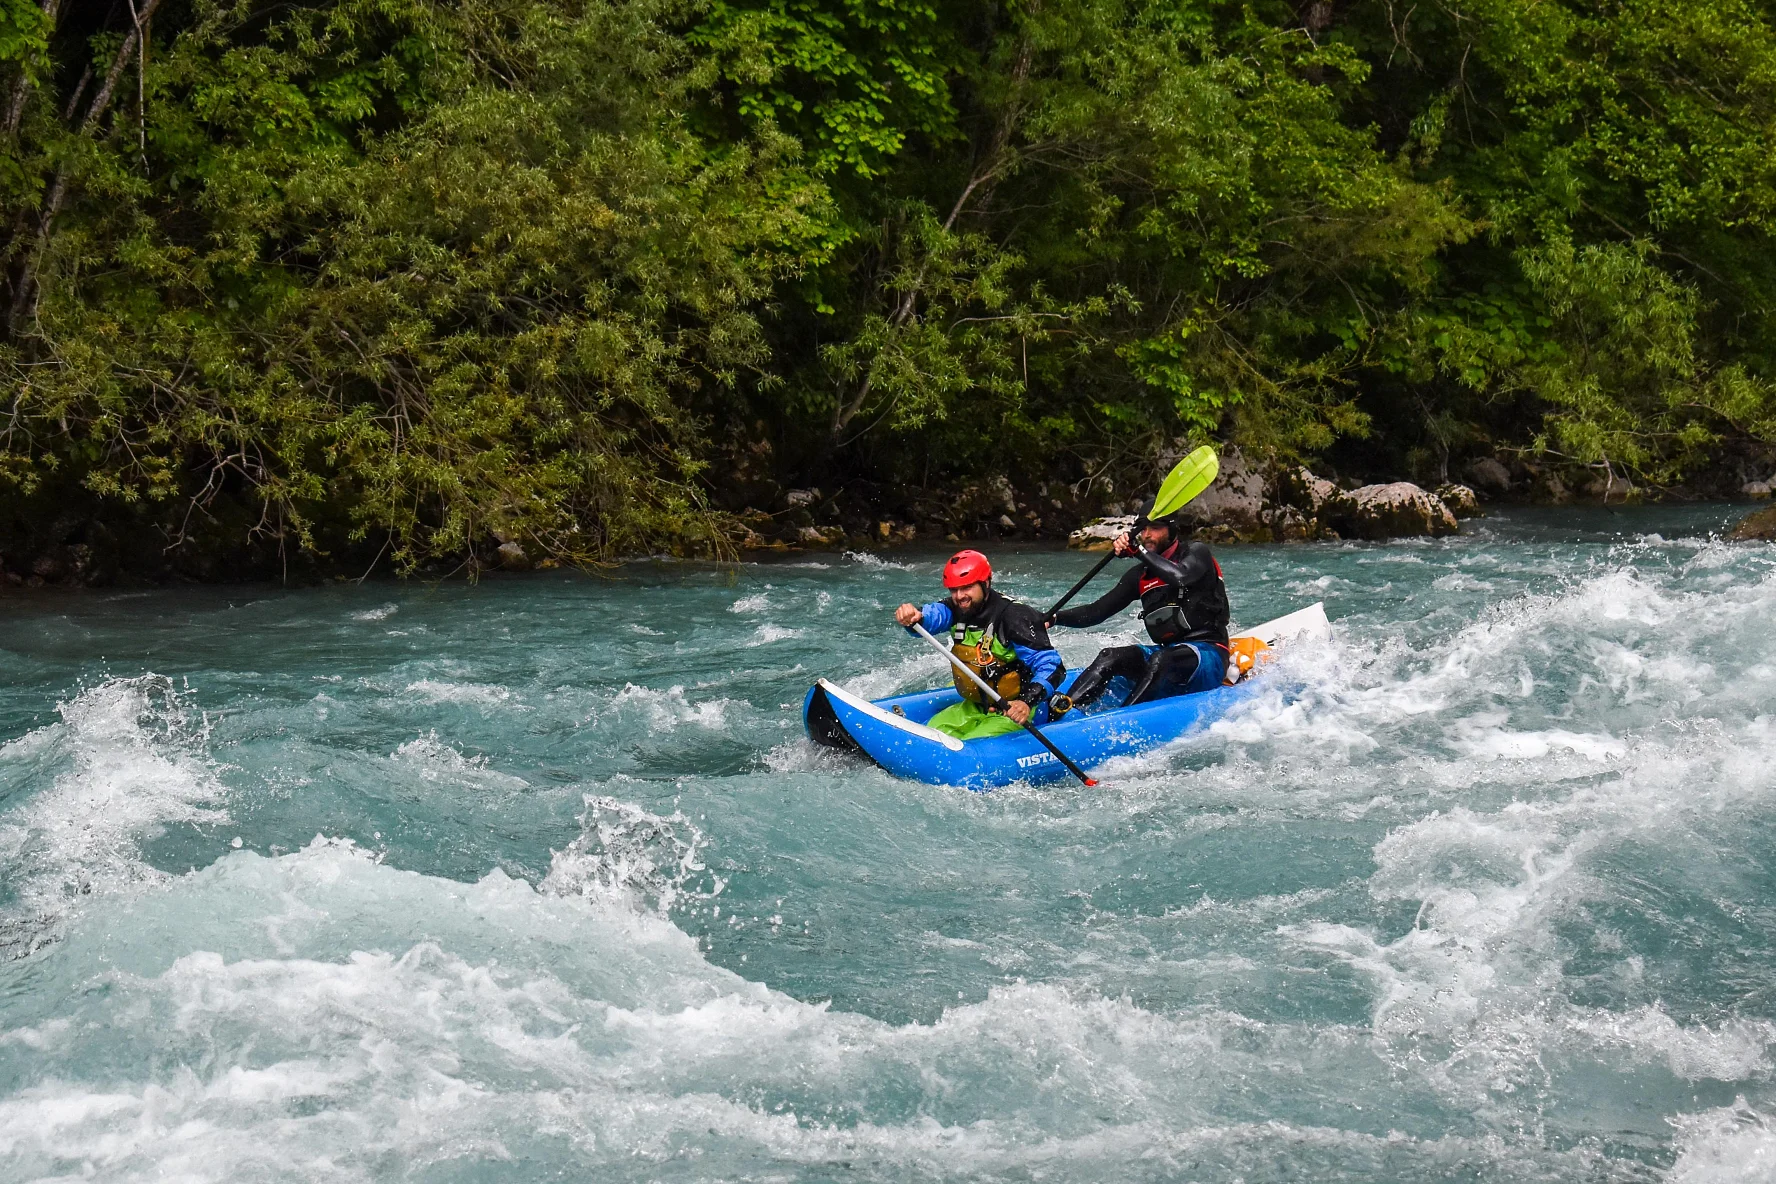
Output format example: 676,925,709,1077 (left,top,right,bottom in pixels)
1043,446,1220,622
910,623,1098,787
